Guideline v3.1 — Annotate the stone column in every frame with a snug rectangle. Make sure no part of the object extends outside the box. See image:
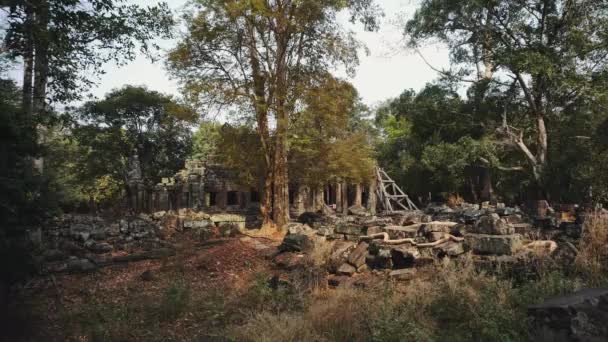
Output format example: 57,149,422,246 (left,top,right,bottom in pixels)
367,181,377,215
314,186,325,212
341,182,348,214
354,183,362,207
335,182,343,212
218,191,227,210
